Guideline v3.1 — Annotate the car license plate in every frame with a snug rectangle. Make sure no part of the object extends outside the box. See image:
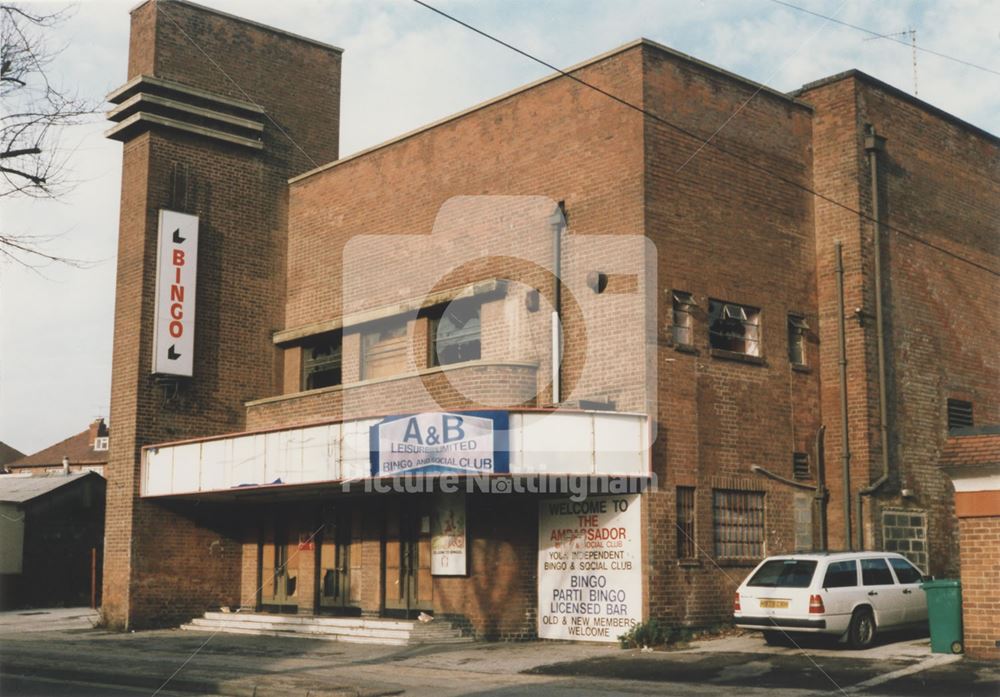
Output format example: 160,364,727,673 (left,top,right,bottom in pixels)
759,599,789,609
